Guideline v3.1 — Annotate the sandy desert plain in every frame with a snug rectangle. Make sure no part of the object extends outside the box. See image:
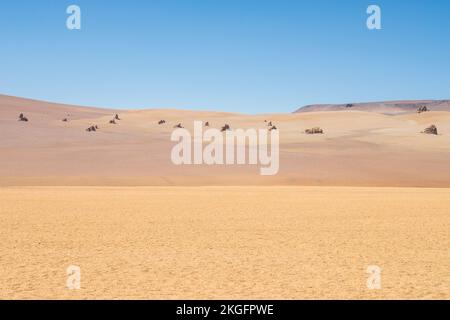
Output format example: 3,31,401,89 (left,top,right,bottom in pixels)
1,94,450,299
